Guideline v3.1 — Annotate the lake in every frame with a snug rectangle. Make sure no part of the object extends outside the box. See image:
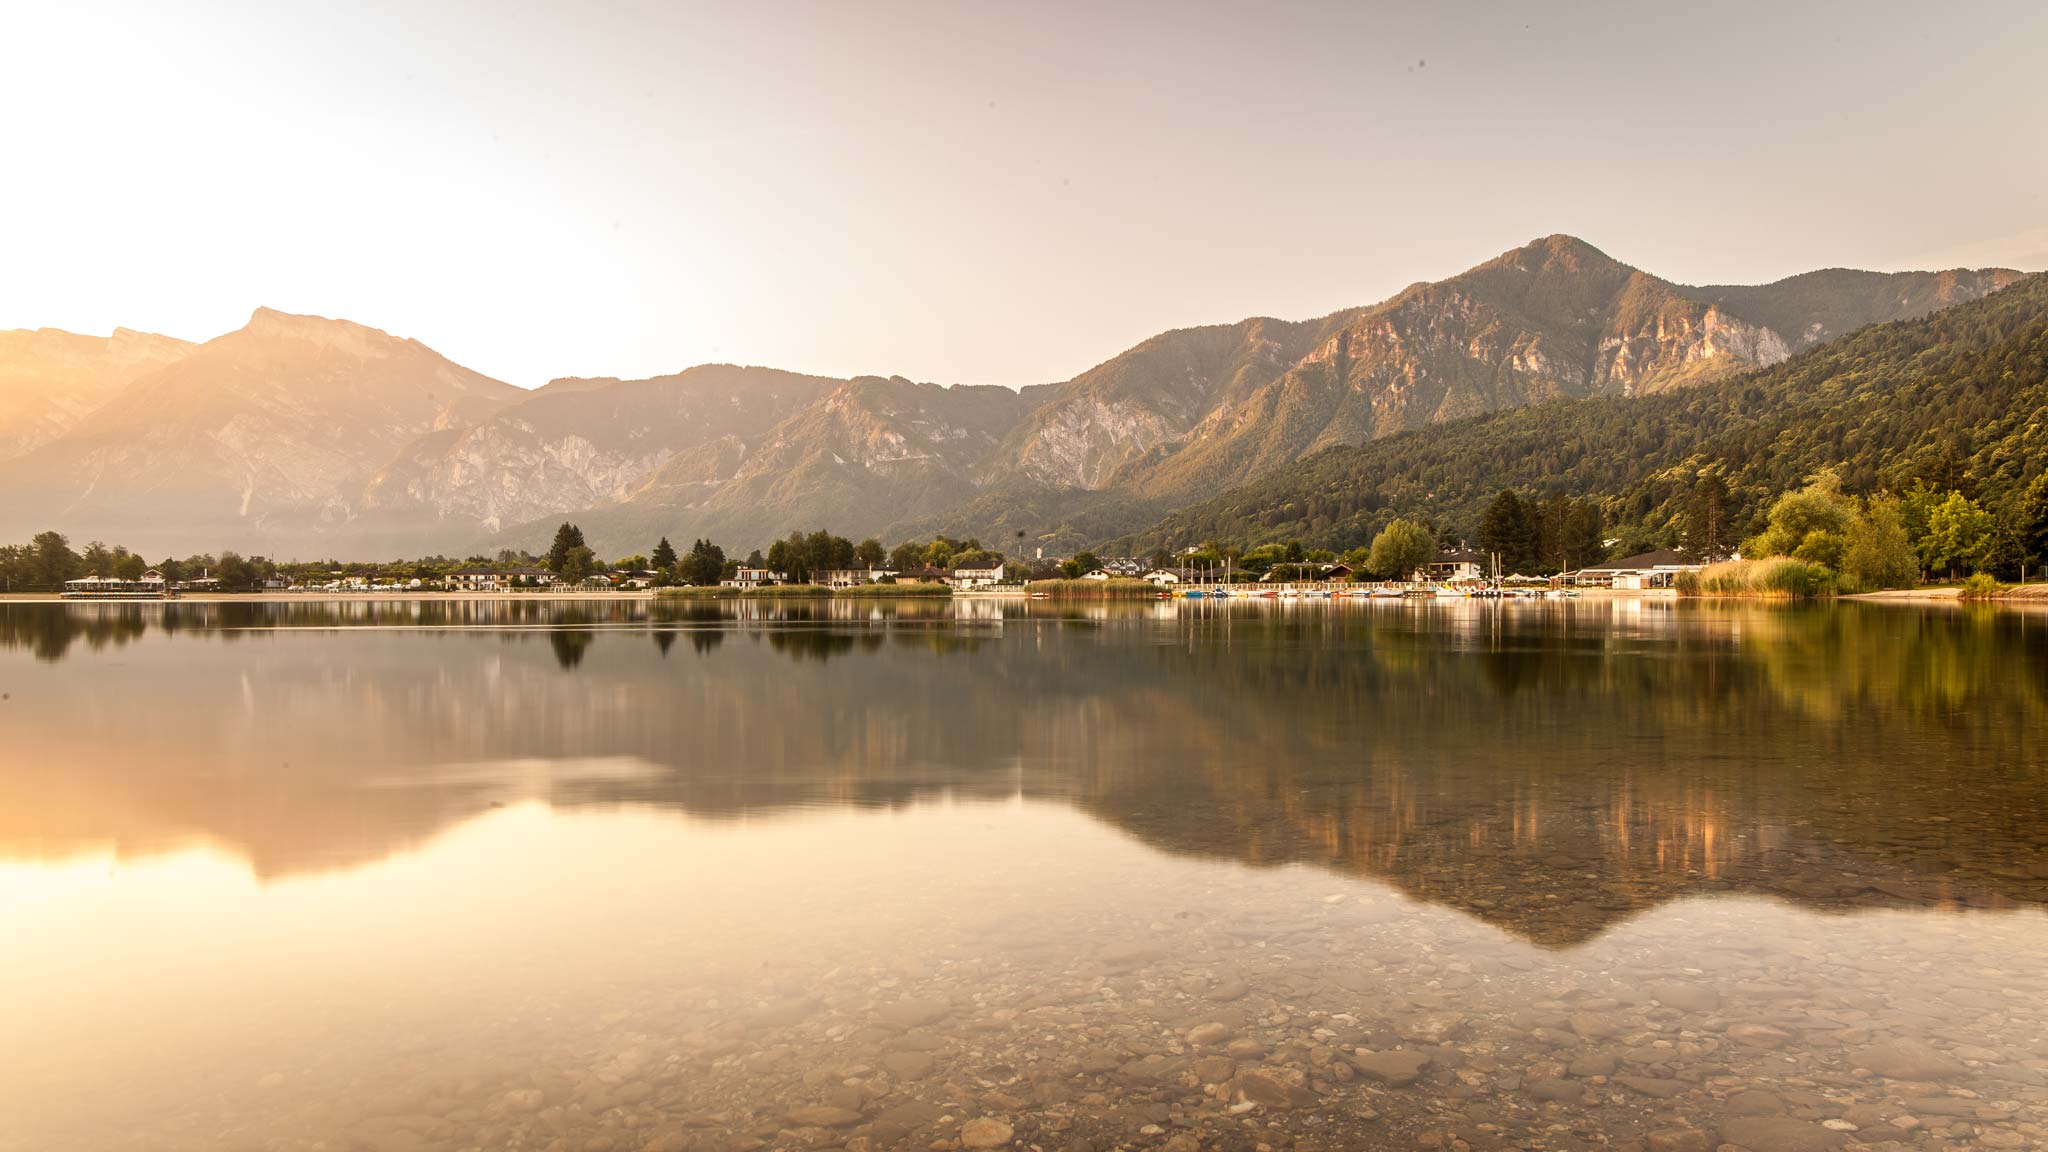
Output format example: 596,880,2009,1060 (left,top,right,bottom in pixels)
2,598,2045,1152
